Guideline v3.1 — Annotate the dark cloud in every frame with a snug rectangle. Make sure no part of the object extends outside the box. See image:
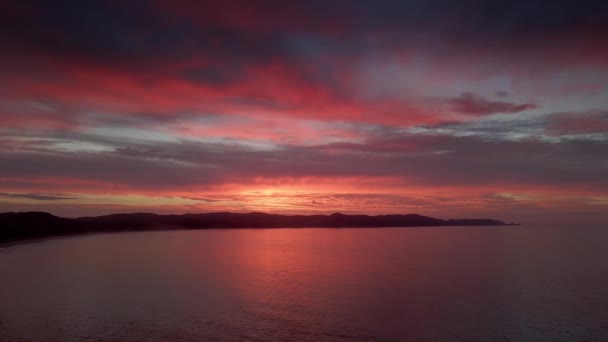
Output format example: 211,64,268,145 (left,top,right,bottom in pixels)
546,111,608,135
2,0,608,75
0,192,78,201
1,131,606,191
184,67,244,87
0,0,197,66
448,92,537,116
